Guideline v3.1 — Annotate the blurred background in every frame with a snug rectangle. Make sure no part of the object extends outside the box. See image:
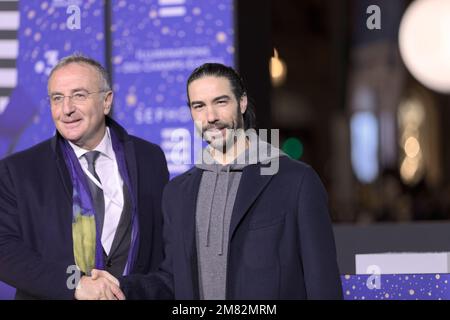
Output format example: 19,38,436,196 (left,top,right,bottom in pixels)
1,0,450,224
1,1,450,283
267,0,450,224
